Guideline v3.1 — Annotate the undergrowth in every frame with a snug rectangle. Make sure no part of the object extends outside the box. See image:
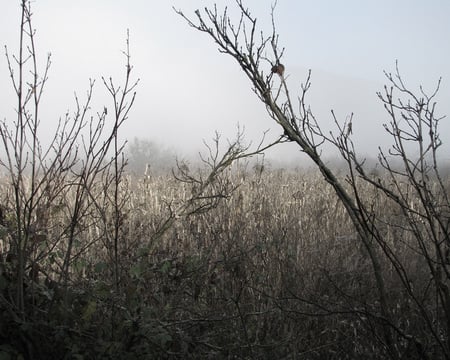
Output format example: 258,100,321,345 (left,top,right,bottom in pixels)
0,168,441,359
